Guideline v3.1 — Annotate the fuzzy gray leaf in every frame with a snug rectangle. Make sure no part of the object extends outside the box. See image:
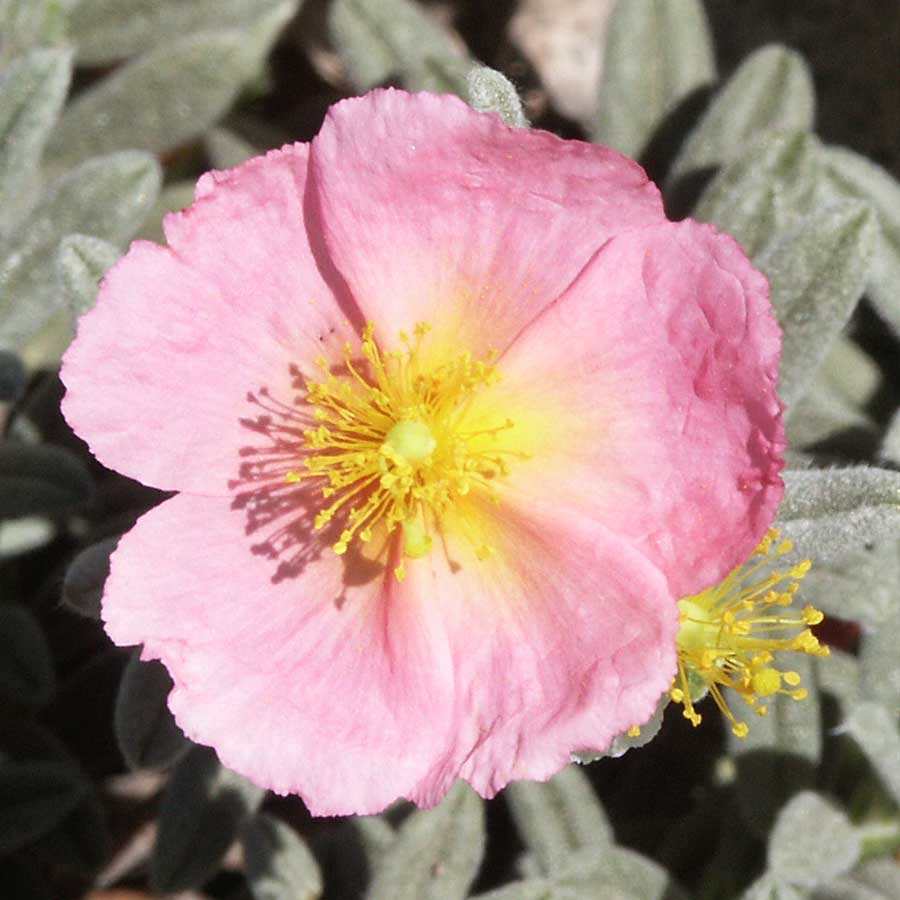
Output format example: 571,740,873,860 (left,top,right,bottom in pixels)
504,765,613,875
61,537,118,620
769,792,860,888
0,0,73,64
151,746,264,893
114,652,187,771
47,10,294,167
0,47,71,228
593,0,715,157
57,234,120,317
242,813,323,900
467,66,528,127
821,145,900,336
671,44,815,183
812,859,900,900
206,127,262,170
366,782,485,900
778,468,900,563
859,604,900,712
758,201,875,408
68,0,298,65
694,130,820,258
0,150,159,346
329,0,471,95
844,703,900,806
